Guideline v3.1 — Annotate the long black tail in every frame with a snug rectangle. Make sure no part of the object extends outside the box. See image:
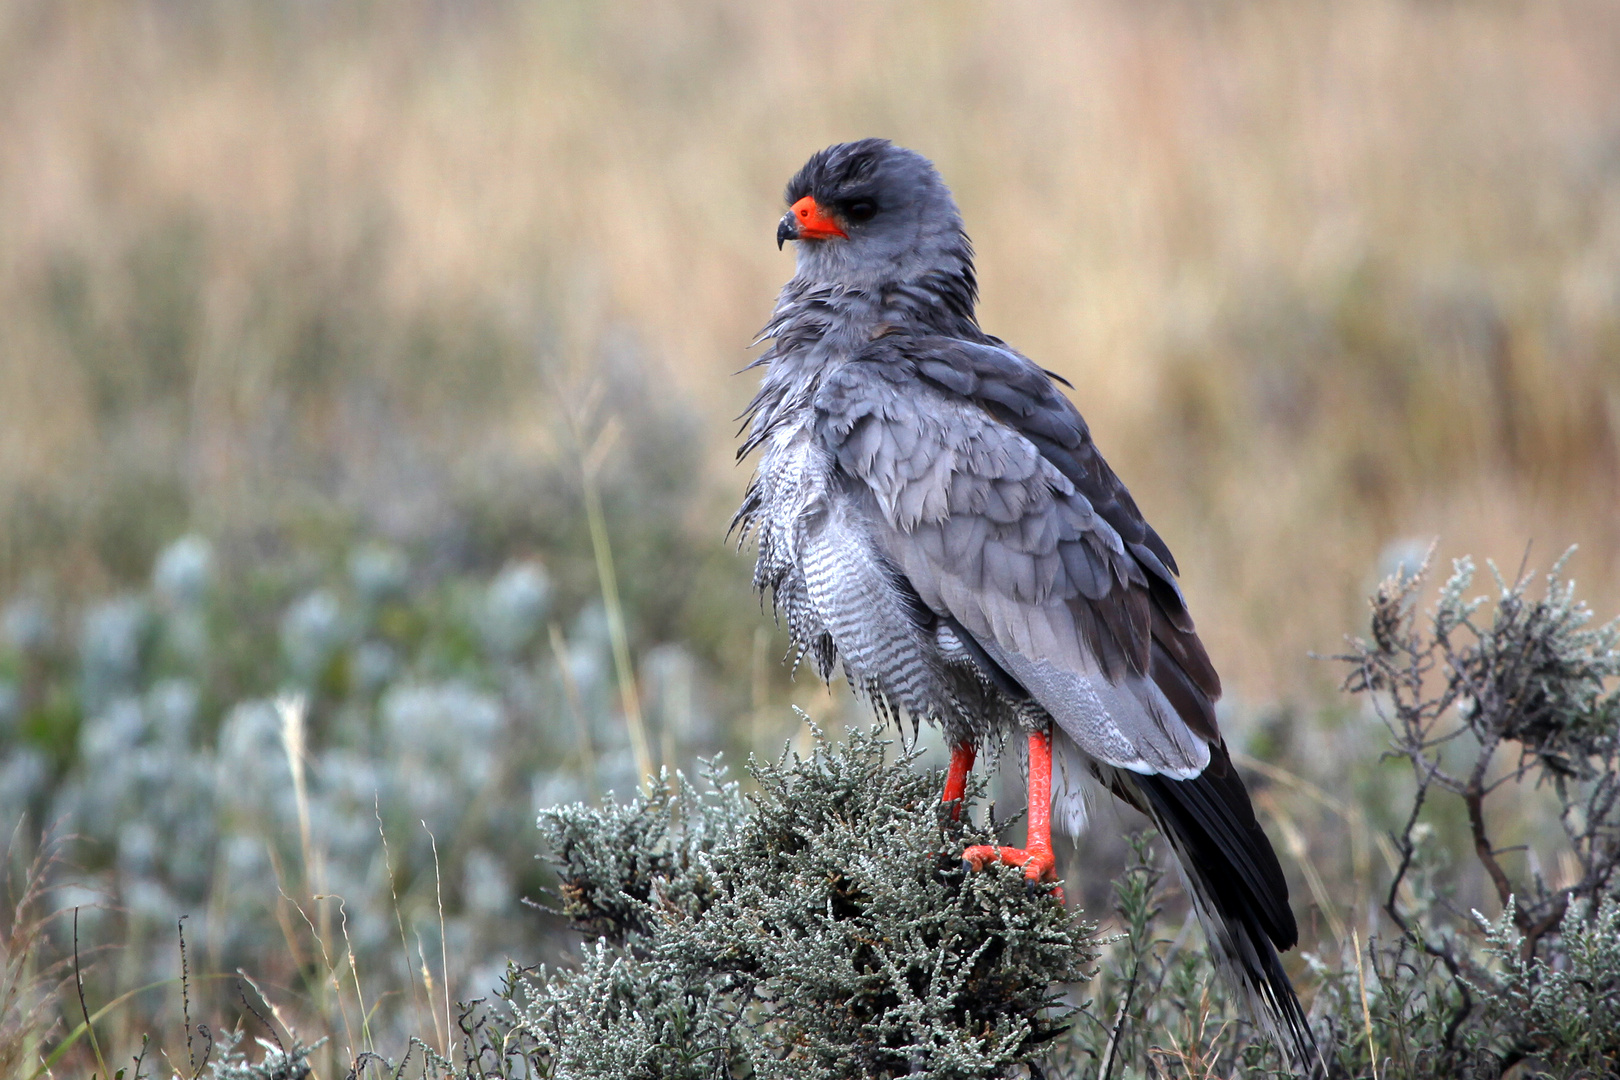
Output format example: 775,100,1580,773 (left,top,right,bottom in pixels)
1106,745,1319,1074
